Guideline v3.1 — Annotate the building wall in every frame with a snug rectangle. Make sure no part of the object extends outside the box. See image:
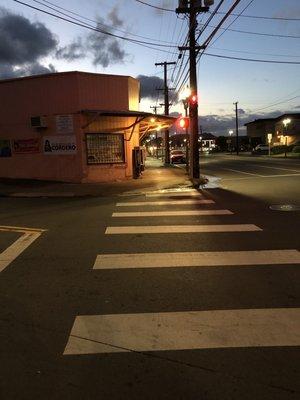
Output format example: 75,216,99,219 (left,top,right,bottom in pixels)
77,73,131,111
0,72,140,183
246,120,276,144
81,115,140,183
274,119,300,145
